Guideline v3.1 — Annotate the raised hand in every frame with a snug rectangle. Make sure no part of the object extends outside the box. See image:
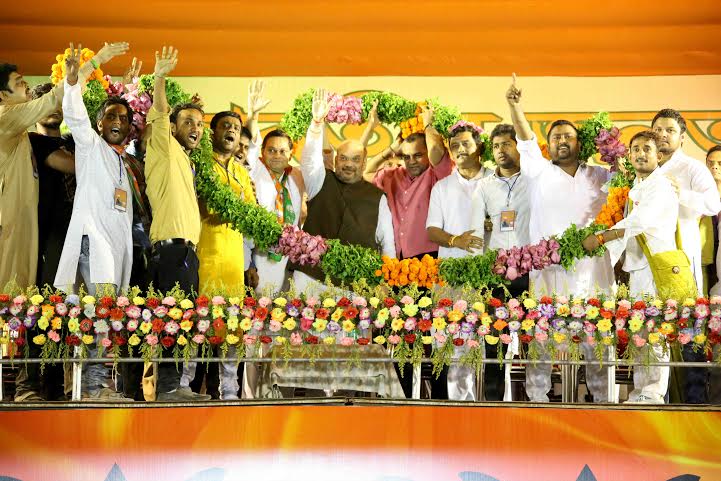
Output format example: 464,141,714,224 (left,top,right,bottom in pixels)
247,80,271,118
421,105,435,129
506,72,522,105
367,99,380,128
122,56,143,85
311,88,331,123
94,42,130,65
65,43,82,86
154,46,178,78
